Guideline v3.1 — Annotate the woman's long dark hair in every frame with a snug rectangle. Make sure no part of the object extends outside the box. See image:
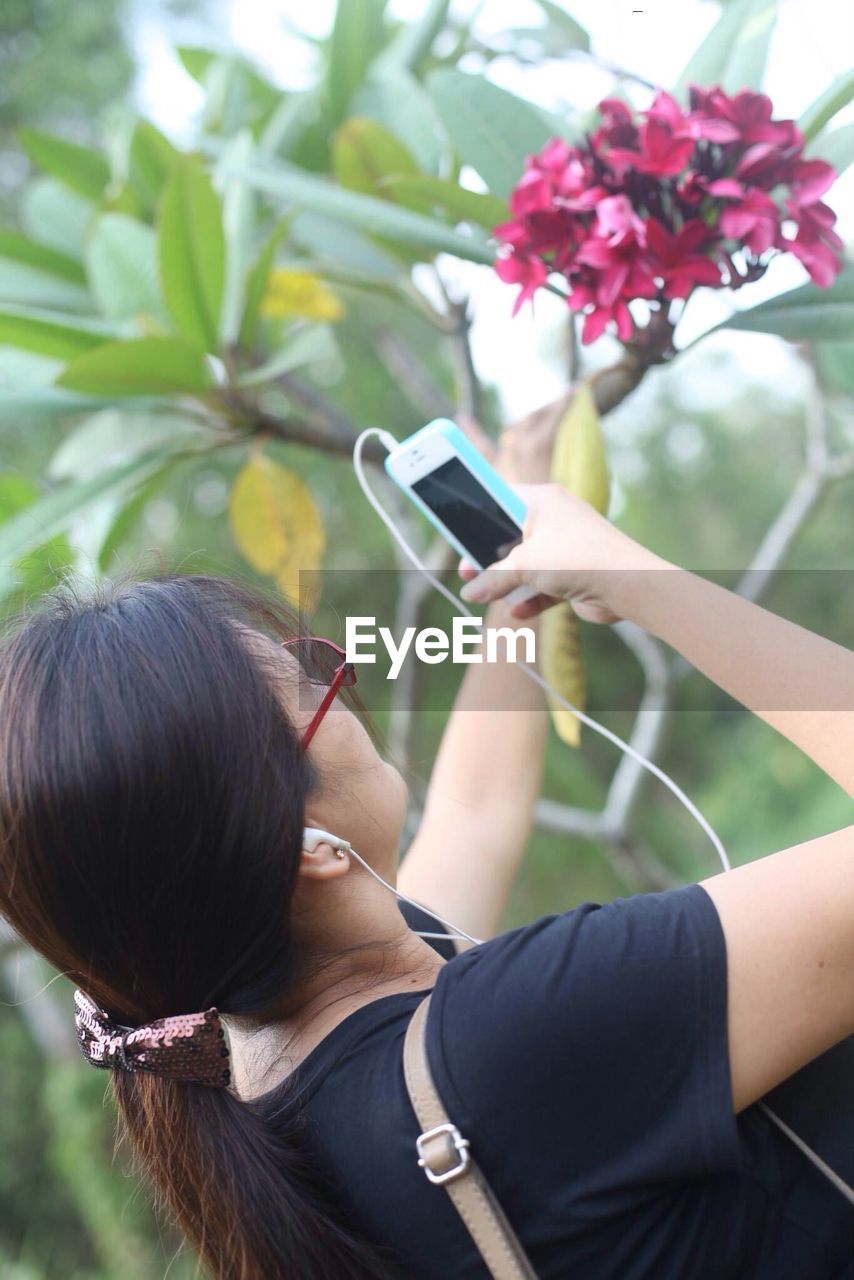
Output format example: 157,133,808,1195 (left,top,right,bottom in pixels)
0,570,396,1279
